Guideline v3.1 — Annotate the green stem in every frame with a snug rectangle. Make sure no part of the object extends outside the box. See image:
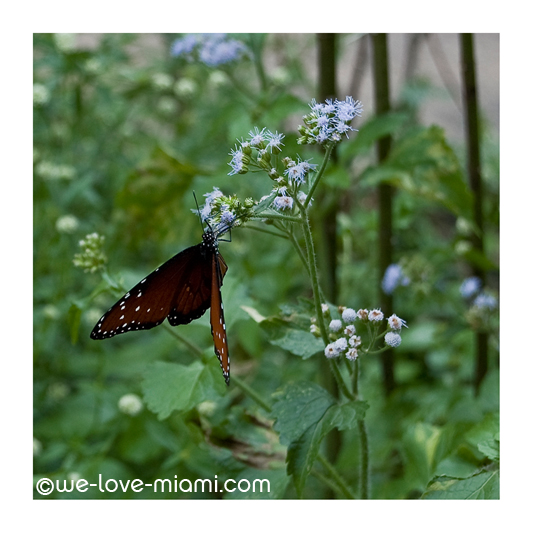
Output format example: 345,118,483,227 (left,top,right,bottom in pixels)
244,225,289,239
300,208,328,346
305,143,334,209
358,418,370,499
329,359,355,401
287,229,311,276
354,358,370,499
317,454,356,499
231,375,273,412
249,213,302,223
164,325,204,357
